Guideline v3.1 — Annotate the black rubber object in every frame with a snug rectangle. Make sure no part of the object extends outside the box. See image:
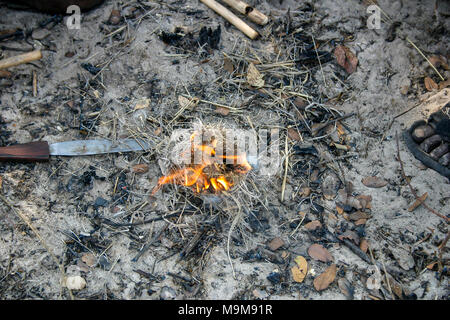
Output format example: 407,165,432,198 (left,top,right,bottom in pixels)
403,117,450,179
